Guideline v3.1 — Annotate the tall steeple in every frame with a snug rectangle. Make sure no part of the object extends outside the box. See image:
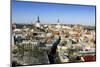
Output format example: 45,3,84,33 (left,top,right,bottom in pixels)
57,19,60,25
58,19,59,23
56,18,62,30
35,16,41,28
37,16,40,23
